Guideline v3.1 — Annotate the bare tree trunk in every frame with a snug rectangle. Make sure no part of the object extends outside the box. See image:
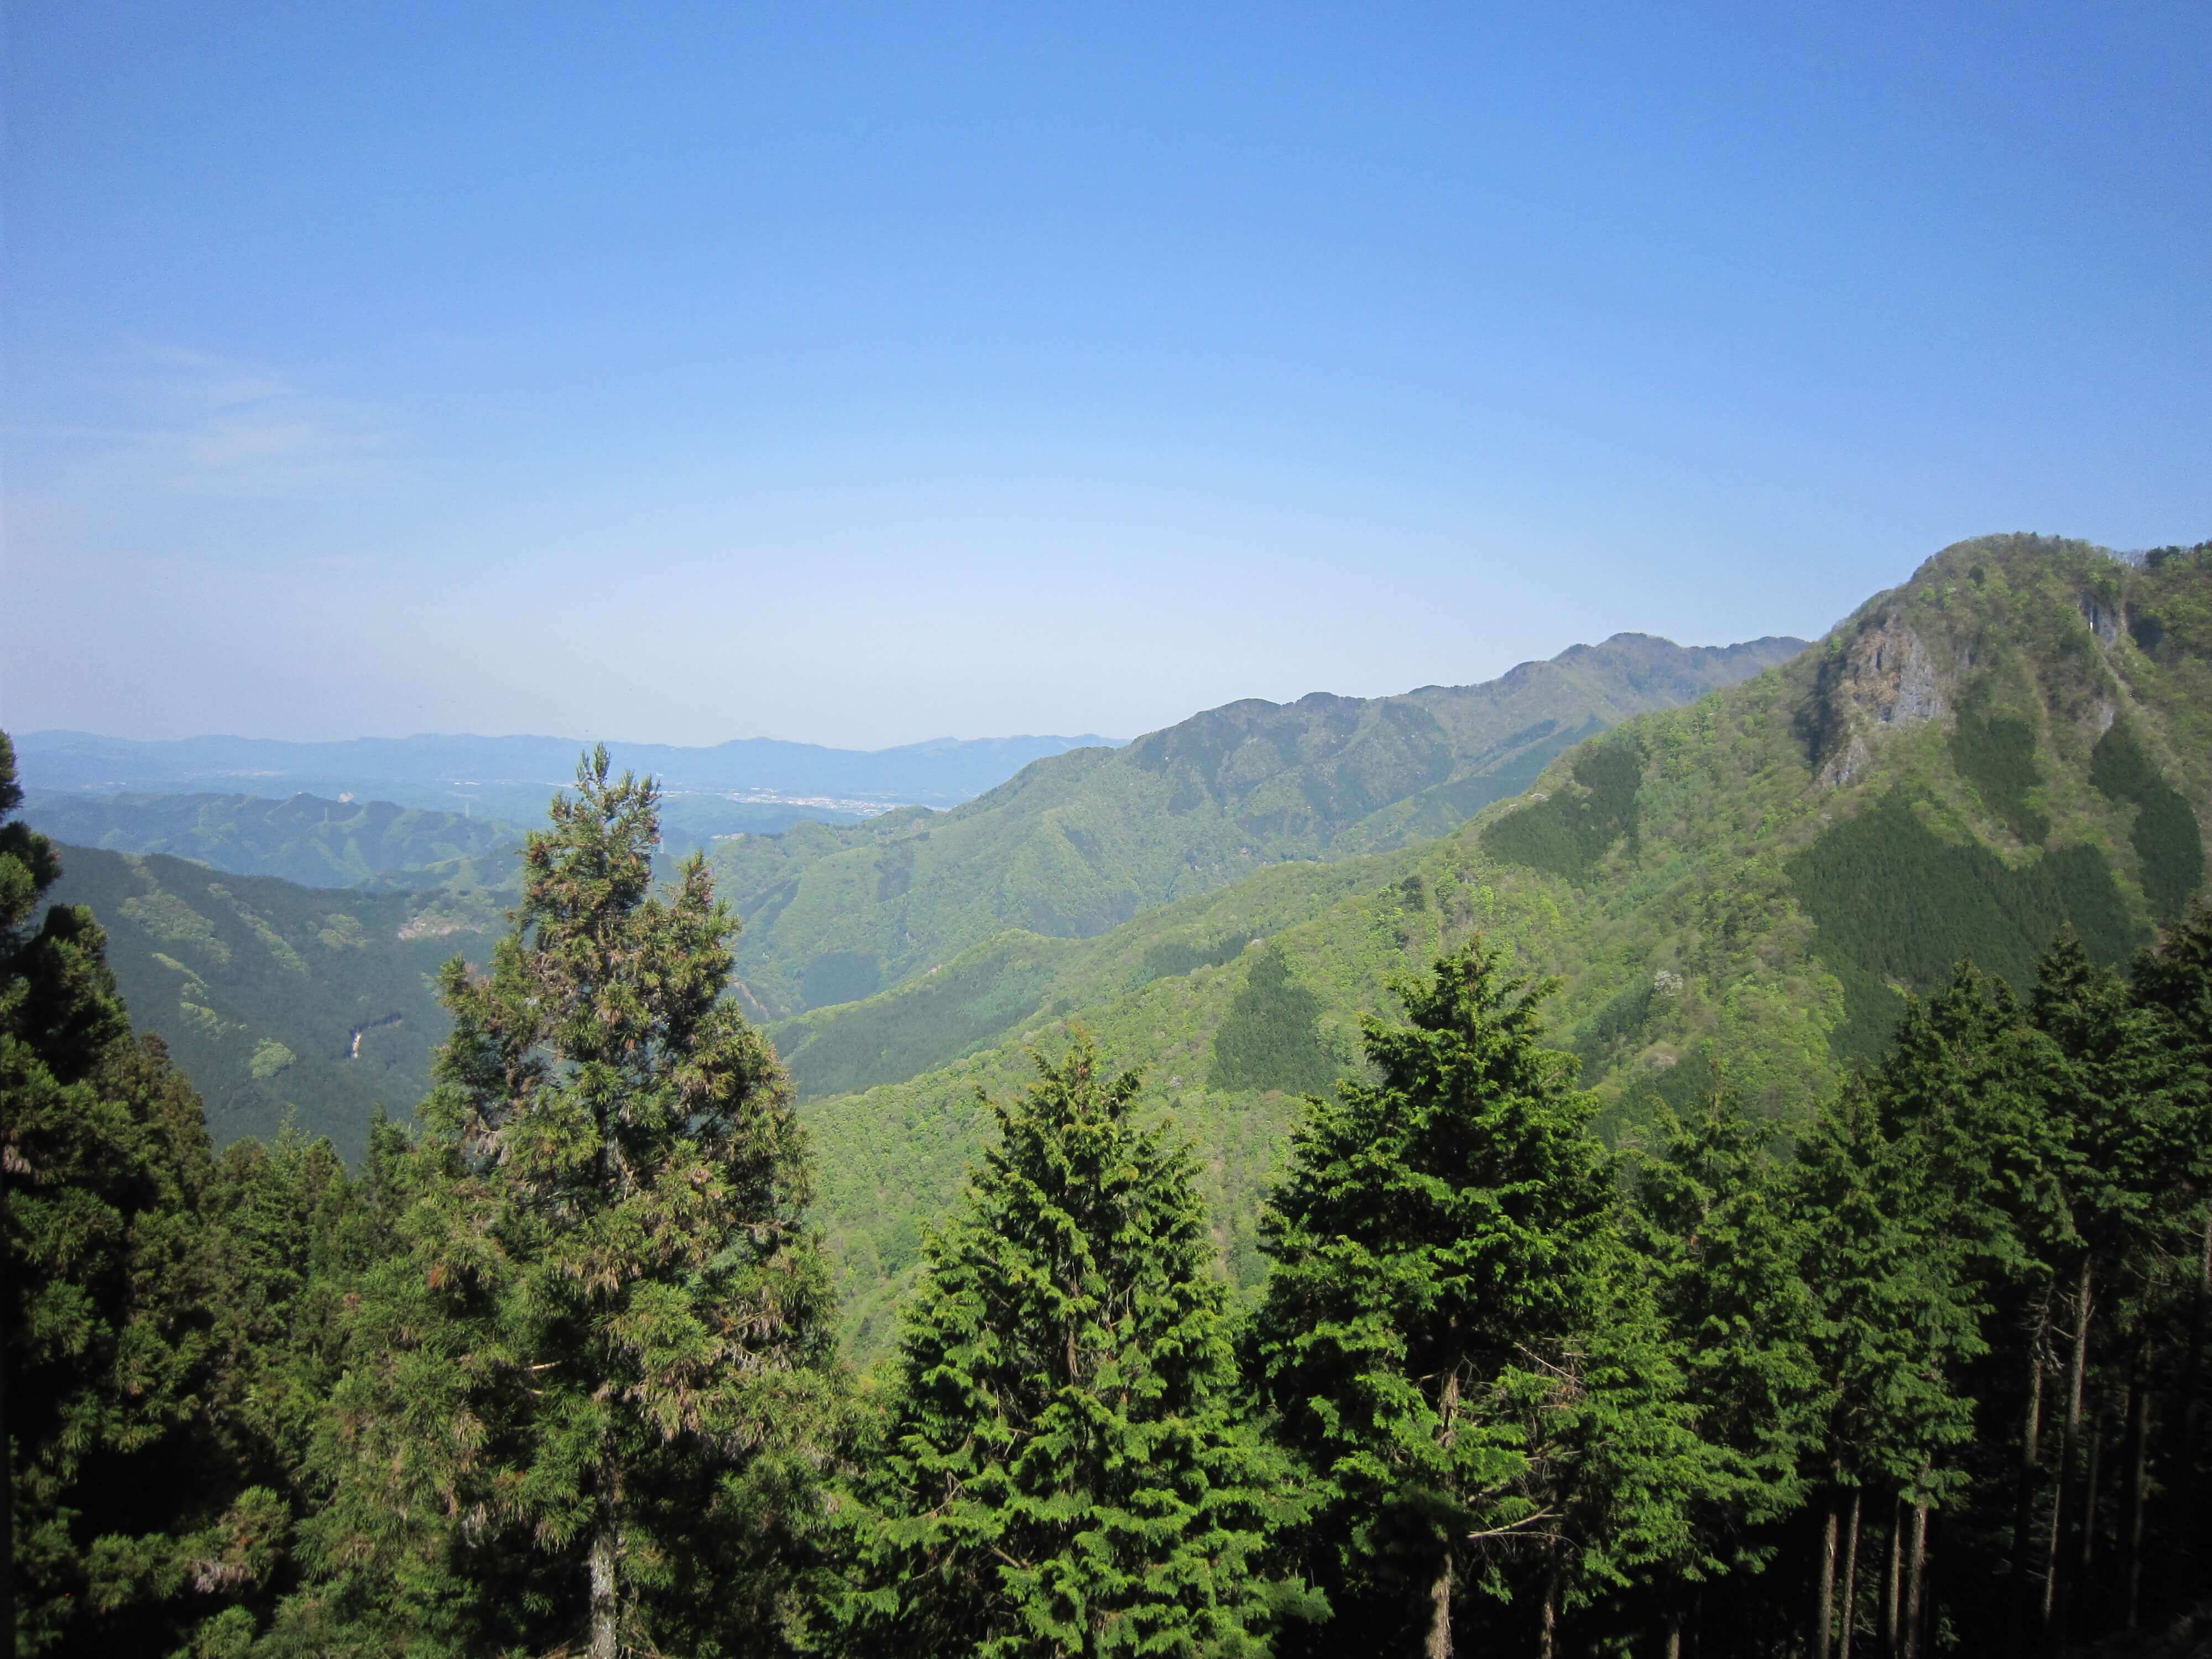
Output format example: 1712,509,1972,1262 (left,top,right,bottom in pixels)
2044,1256,2094,1650
590,1504,619,1659
1538,1573,1558,1659
2077,1414,2103,1626
1840,1488,1863,1659
1901,1499,1929,1659
1425,1549,1454,1659
1665,1610,1683,1659
1427,1367,1460,1659
1817,1499,1840,1659
2008,1306,2047,1659
2124,1381,2150,1633
1883,1500,1901,1659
